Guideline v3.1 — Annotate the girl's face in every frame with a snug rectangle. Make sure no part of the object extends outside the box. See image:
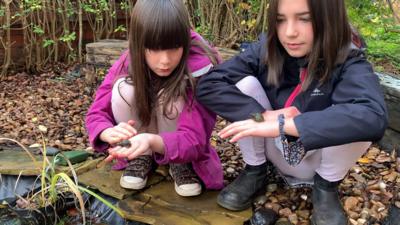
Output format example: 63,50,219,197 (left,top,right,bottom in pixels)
277,0,314,58
145,47,183,77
